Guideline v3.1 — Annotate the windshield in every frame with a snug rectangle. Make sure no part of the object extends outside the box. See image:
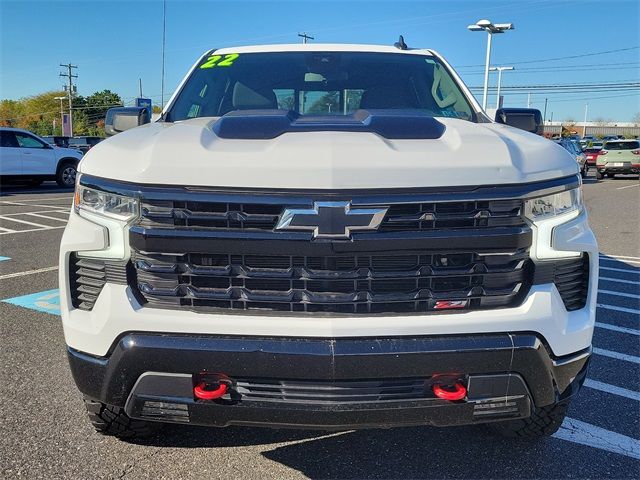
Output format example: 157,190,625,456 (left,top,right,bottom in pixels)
605,141,639,150
167,51,475,122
